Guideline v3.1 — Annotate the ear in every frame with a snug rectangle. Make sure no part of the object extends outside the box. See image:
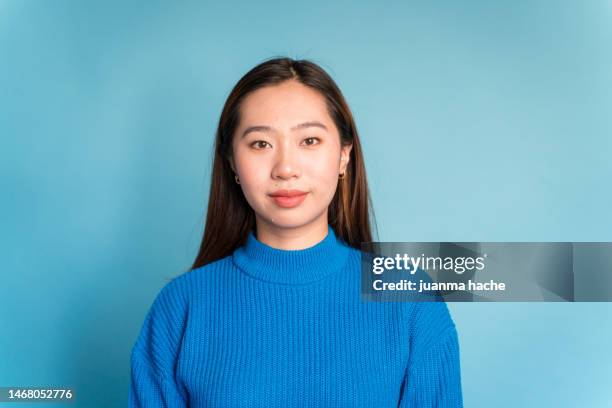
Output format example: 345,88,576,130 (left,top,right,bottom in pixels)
340,143,353,174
